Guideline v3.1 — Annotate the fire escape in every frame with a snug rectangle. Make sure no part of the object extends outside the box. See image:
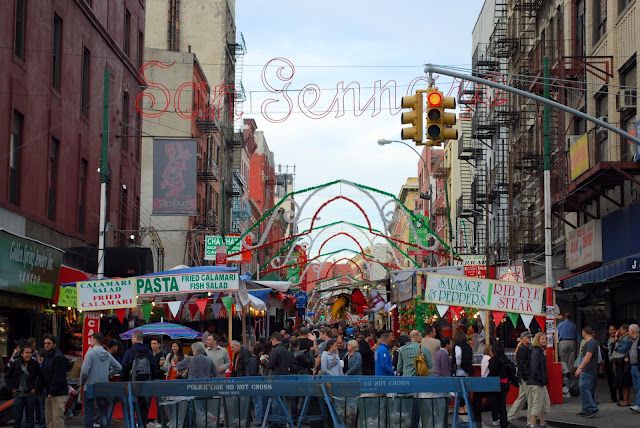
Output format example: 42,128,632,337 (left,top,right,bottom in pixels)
505,0,546,258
